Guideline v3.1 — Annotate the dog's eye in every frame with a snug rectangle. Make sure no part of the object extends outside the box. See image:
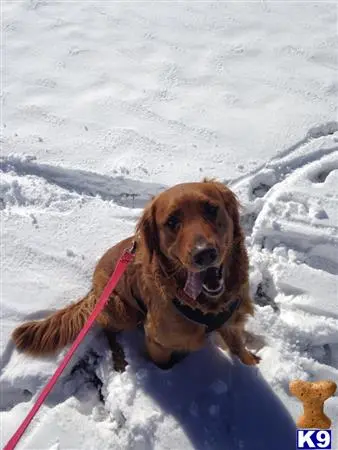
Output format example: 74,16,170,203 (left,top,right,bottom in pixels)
166,215,180,231
204,202,218,220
